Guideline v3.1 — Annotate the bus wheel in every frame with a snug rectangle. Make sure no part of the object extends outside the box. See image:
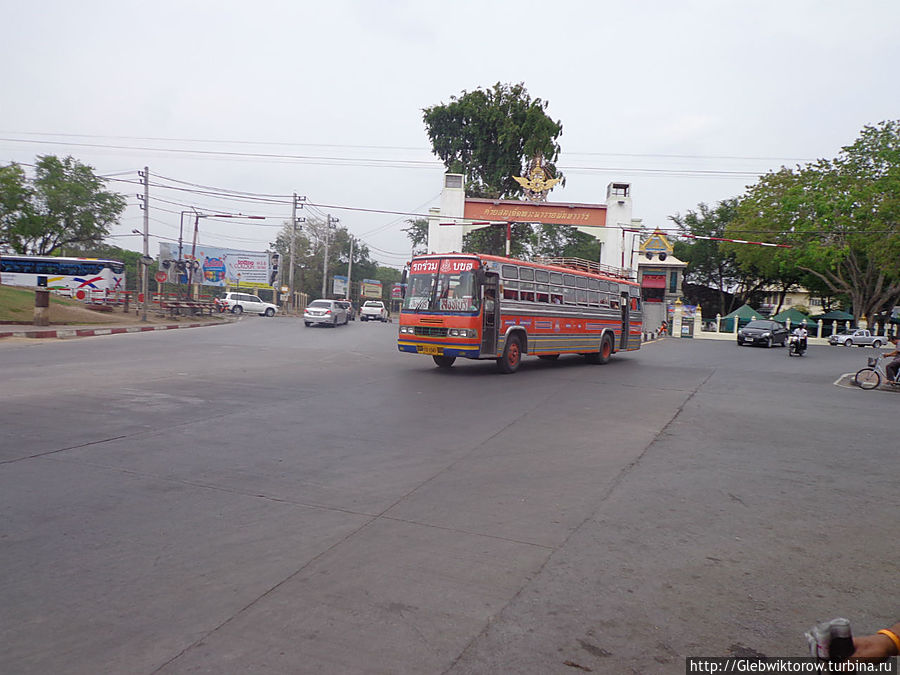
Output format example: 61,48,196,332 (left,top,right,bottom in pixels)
498,335,522,374
587,334,613,365
433,355,456,368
